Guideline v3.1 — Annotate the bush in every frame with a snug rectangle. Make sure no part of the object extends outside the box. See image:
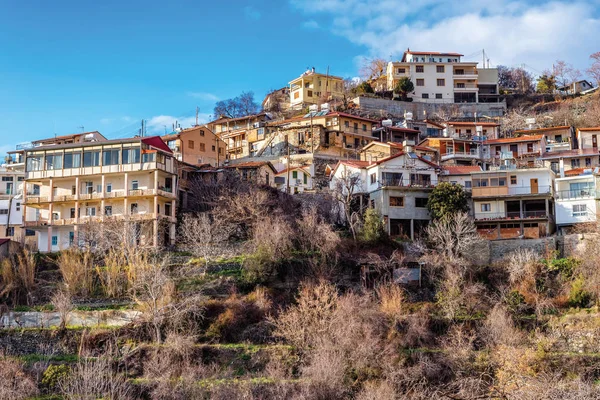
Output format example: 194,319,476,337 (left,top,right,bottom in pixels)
0,357,38,399
360,208,385,243
42,364,71,390
568,276,592,308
